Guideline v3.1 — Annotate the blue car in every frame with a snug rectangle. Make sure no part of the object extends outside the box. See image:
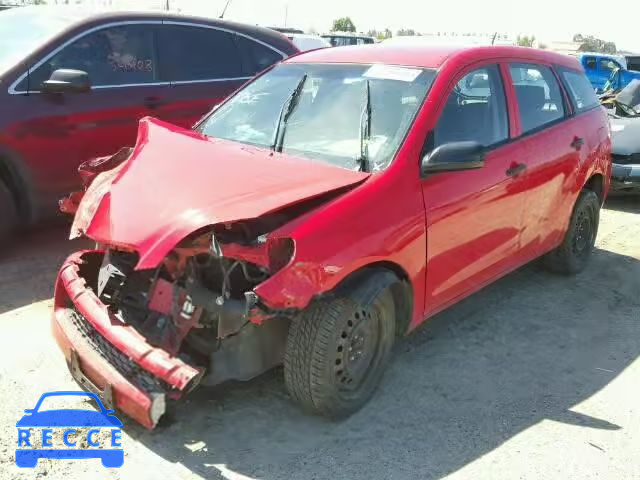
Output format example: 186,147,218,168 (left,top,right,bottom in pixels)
15,391,123,468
